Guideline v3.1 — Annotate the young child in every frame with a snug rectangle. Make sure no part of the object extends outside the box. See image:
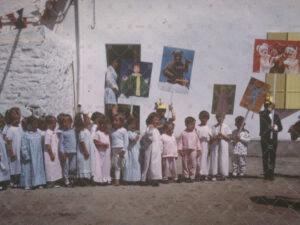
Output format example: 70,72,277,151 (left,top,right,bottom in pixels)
196,111,212,181
231,116,250,177
140,112,162,186
6,107,23,187
20,116,46,190
178,117,202,182
110,113,128,186
123,116,141,183
44,115,63,187
93,115,111,185
74,113,95,186
59,114,77,186
161,122,178,182
0,114,10,191
210,113,232,181
90,112,105,135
